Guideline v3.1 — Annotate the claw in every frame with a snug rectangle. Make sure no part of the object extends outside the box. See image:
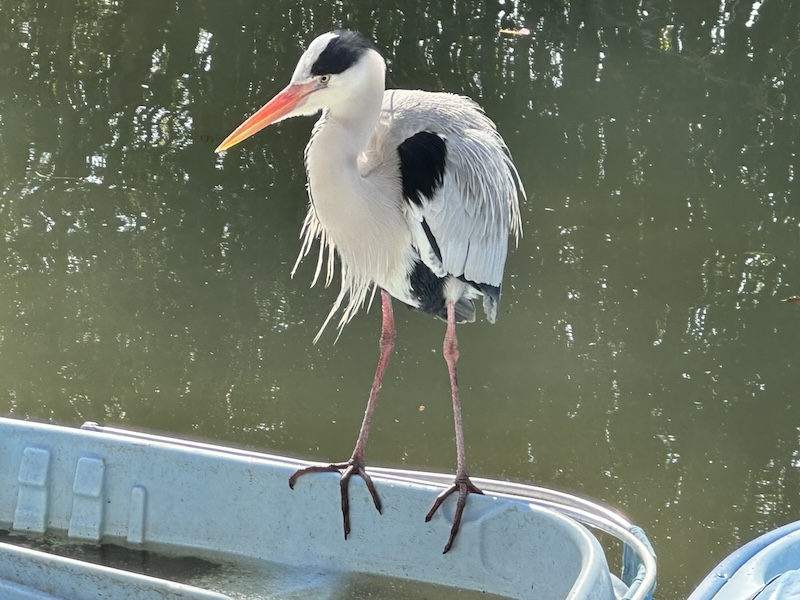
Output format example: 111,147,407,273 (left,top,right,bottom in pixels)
289,459,382,539
425,475,483,553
